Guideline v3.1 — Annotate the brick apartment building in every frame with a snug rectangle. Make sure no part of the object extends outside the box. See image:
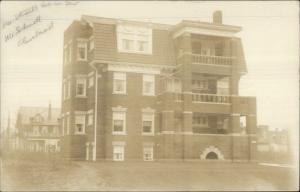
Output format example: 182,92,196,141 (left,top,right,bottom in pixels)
60,11,257,162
